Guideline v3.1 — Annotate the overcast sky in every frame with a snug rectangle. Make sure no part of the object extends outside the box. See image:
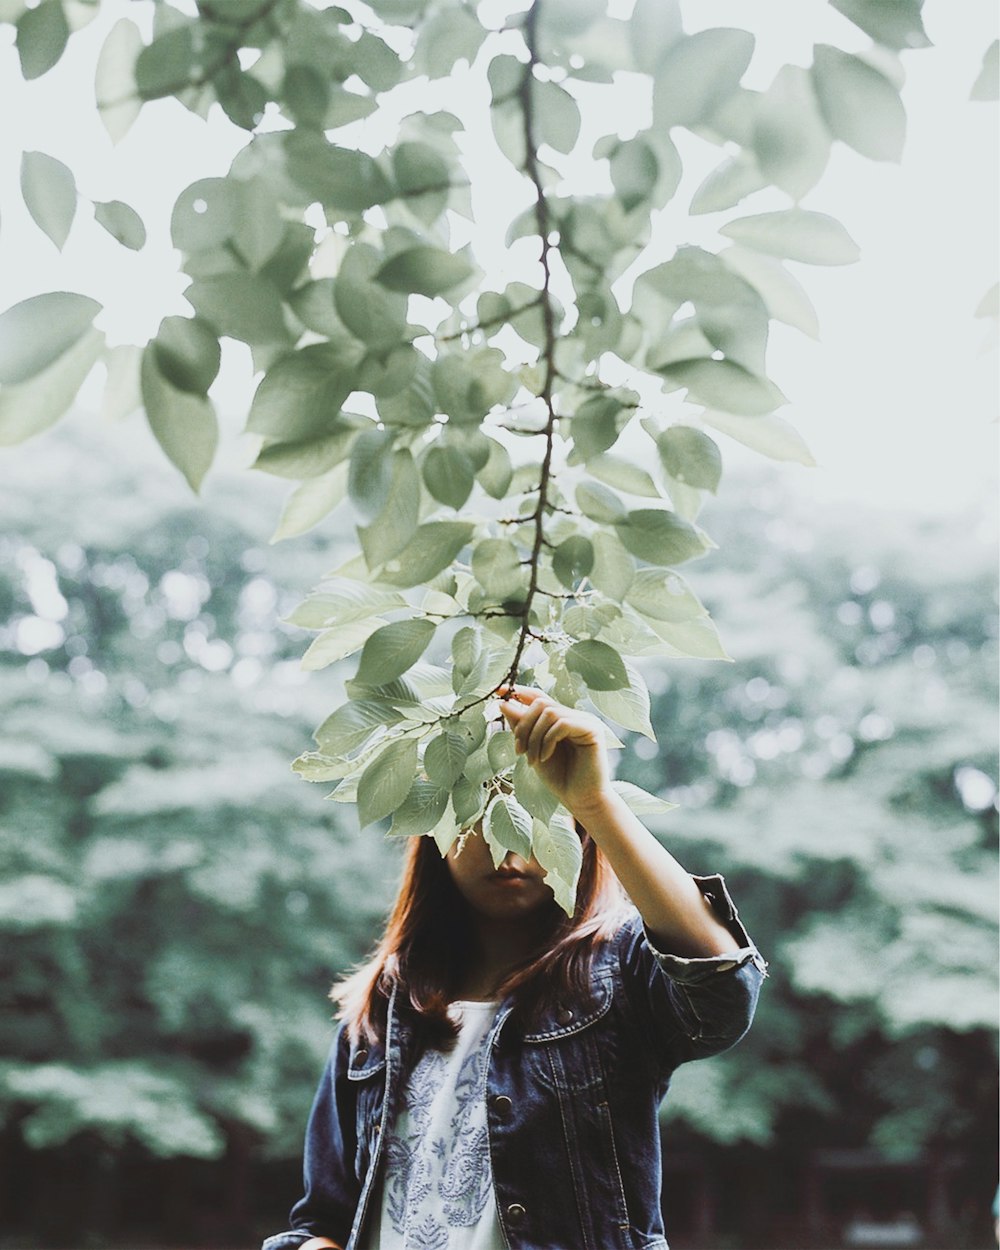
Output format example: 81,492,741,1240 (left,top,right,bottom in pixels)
0,0,996,521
